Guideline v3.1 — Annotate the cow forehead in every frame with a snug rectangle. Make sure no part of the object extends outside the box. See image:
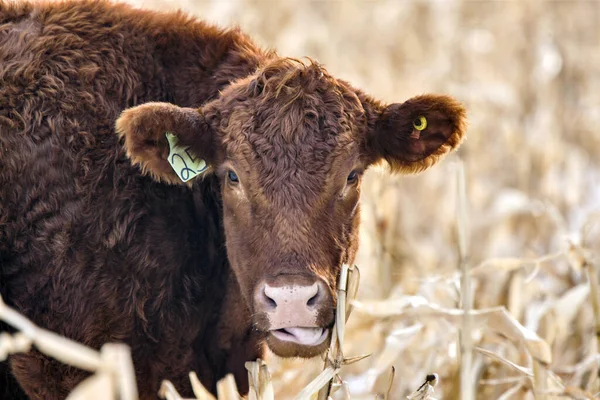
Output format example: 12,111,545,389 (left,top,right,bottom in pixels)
225,104,359,206
246,100,356,167
216,58,365,203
